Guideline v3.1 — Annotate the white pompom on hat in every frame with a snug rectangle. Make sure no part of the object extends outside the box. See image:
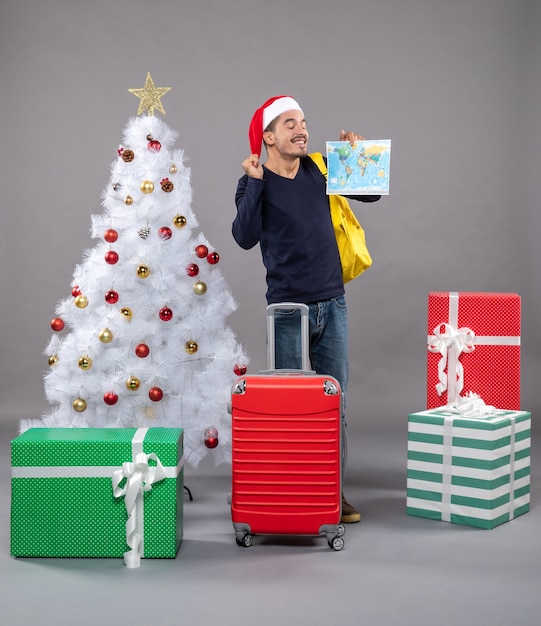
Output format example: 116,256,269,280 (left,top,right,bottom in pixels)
248,95,303,156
